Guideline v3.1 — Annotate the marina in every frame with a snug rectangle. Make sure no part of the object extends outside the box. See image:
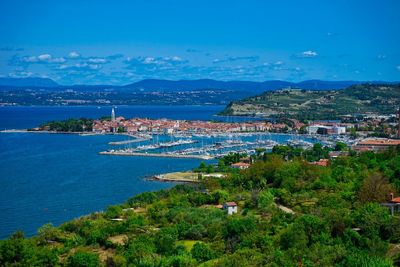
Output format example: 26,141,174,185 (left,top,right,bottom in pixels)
99,132,322,160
